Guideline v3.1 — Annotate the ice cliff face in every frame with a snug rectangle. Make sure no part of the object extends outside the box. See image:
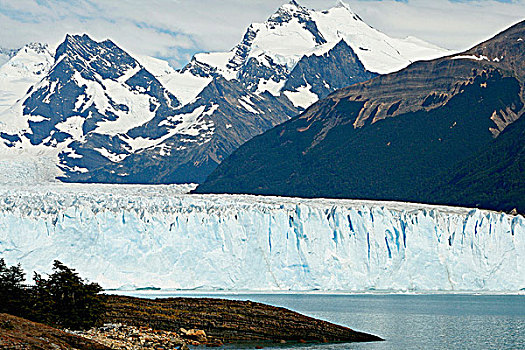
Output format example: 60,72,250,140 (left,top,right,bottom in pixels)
0,184,523,292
